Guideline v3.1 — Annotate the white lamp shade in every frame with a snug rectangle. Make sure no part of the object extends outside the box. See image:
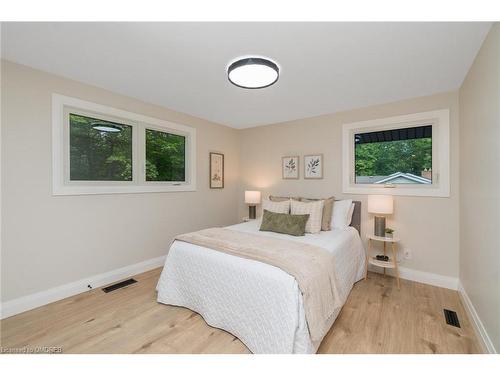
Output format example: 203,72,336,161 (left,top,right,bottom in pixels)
367,195,393,215
245,191,261,205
